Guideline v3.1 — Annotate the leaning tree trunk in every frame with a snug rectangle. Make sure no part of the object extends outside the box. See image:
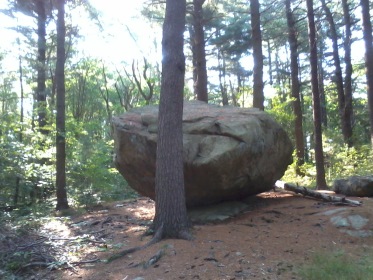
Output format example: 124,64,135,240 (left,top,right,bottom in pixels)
286,0,305,175
55,0,69,211
360,0,373,148
250,0,264,110
192,0,208,102
321,0,353,147
152,0,190,239
306,0,328,189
